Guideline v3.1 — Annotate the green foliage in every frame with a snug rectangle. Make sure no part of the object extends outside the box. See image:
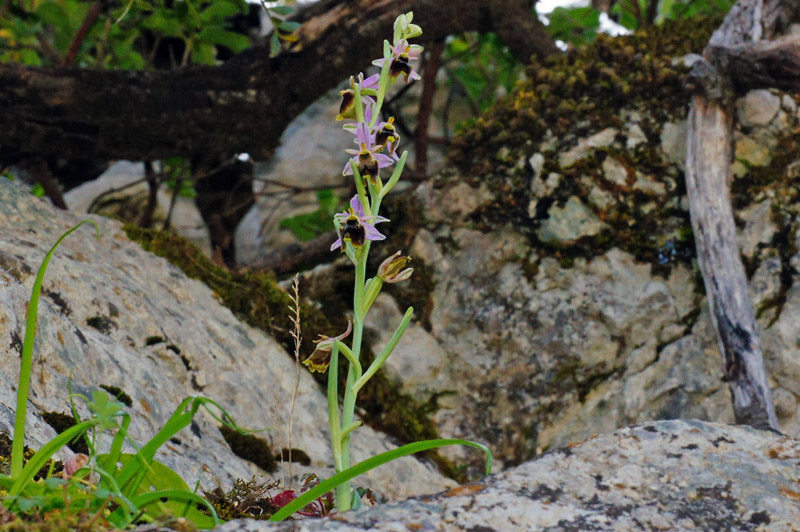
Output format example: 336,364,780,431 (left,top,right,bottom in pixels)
444,33,524,113
279,189,341,241
659,0,736,23
30,183,46,198
547,6,601,46
0,0,298,68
